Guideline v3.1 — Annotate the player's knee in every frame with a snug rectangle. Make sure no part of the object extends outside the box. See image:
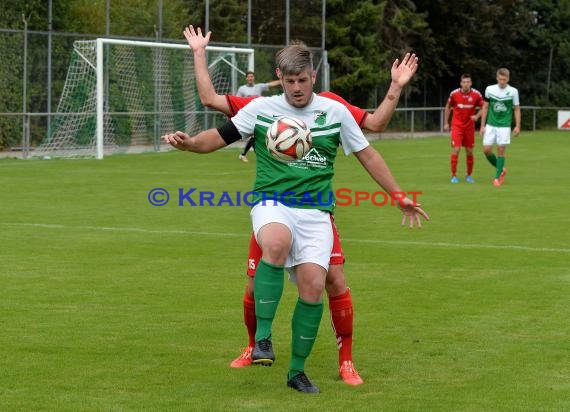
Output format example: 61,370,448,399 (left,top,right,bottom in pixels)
325,265,347,296
301,278,326,302
261,241,289,265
